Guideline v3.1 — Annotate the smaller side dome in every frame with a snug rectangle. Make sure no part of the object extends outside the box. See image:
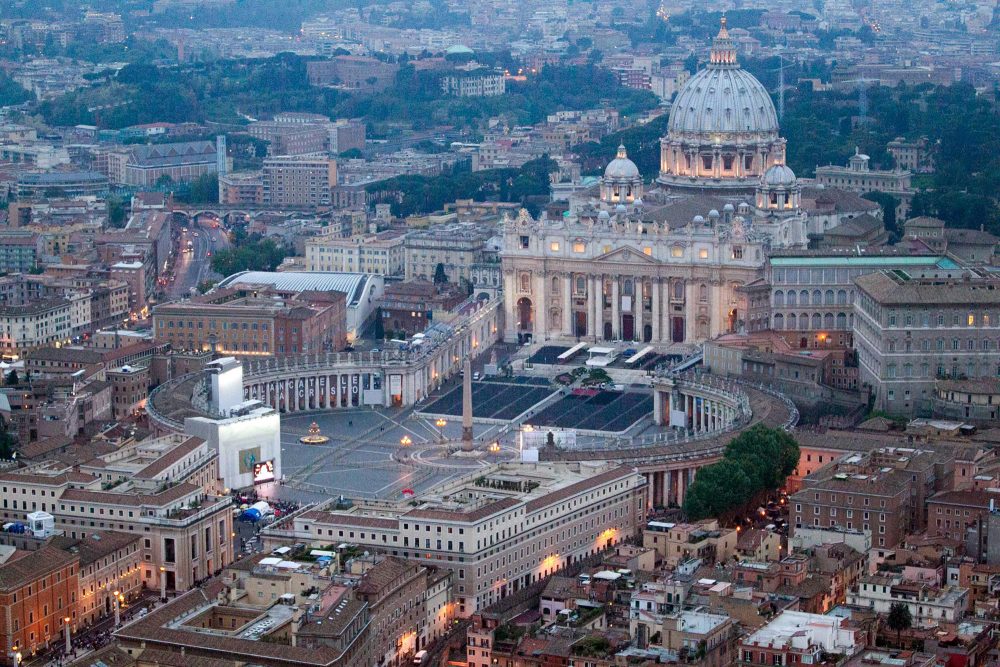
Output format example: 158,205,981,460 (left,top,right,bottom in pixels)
763,164,797,186
604,144,640,179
